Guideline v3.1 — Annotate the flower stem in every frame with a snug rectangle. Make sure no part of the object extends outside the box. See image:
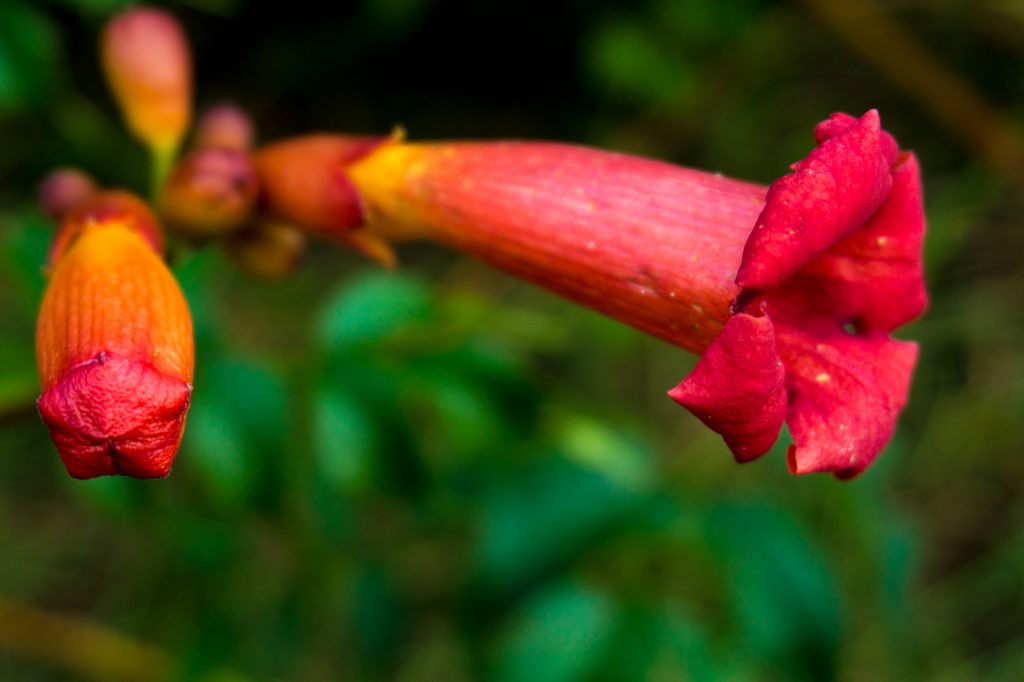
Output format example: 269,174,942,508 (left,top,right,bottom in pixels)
149,143,176,202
